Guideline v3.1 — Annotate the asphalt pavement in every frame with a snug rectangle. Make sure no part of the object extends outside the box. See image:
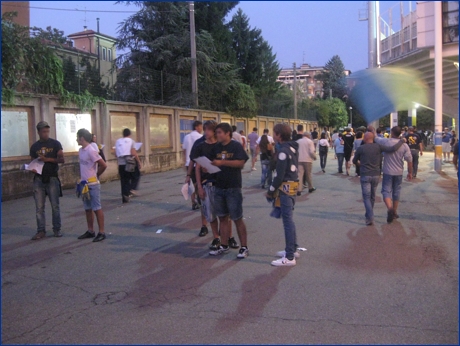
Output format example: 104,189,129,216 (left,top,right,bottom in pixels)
2,150,458,344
